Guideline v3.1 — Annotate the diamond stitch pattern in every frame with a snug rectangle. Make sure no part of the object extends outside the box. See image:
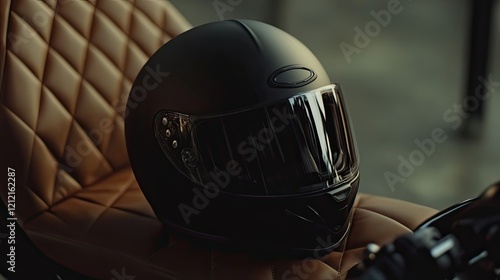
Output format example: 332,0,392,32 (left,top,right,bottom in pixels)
0,1,438,279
